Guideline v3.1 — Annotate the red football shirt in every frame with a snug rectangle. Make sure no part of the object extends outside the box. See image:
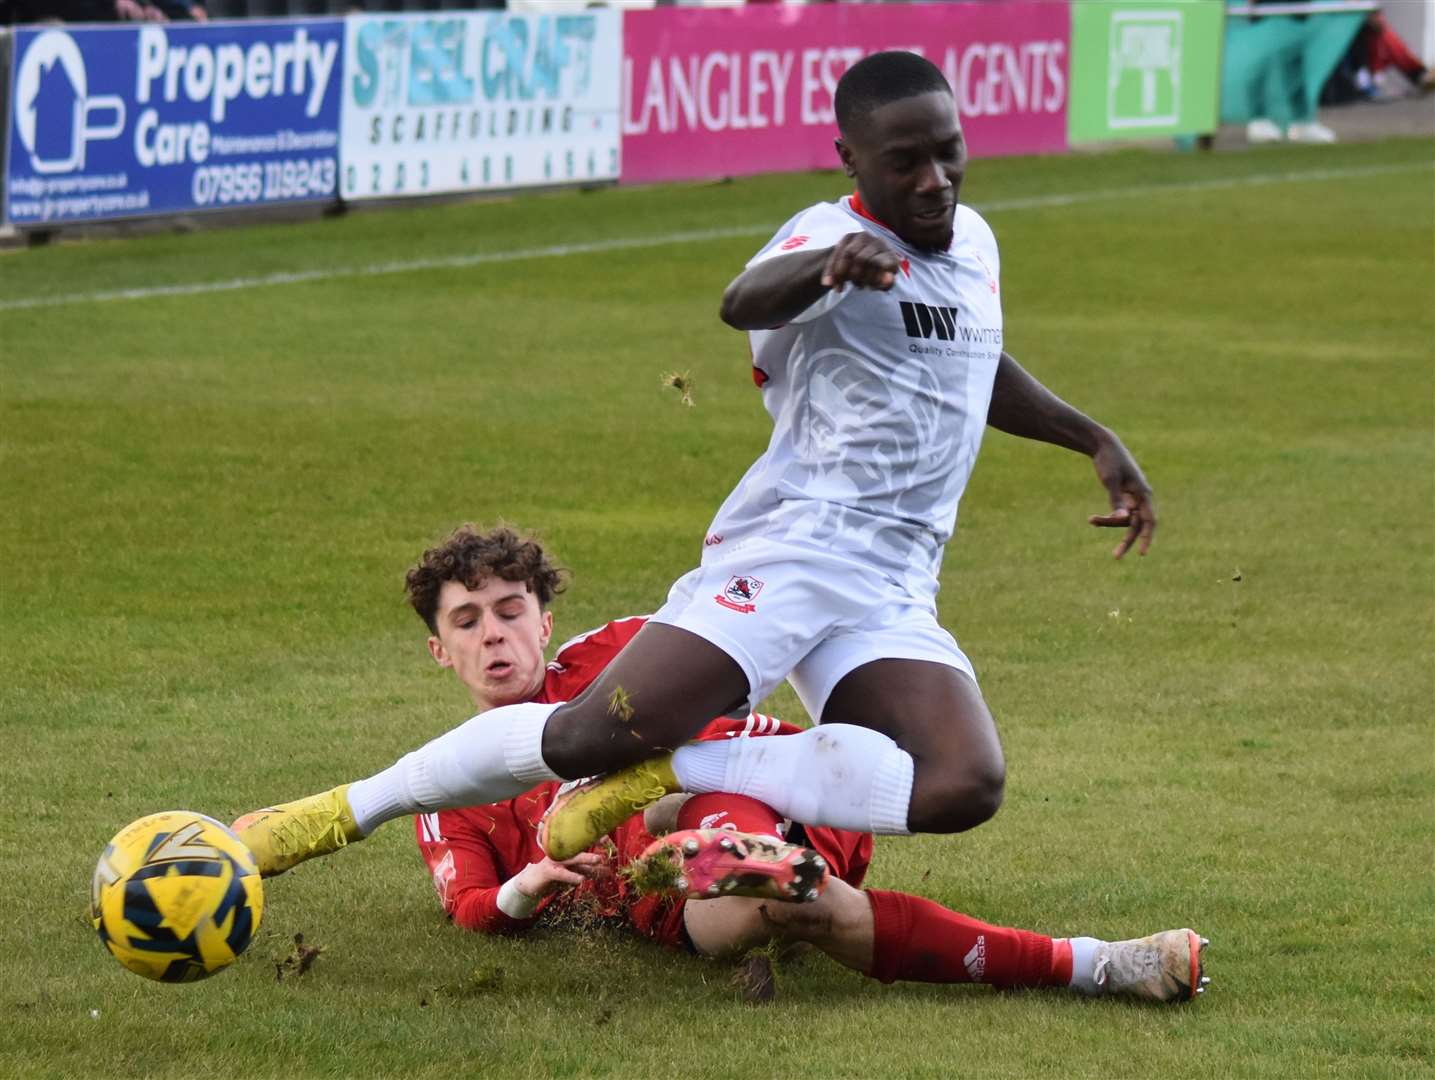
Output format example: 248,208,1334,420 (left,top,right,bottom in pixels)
413,617,872,945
